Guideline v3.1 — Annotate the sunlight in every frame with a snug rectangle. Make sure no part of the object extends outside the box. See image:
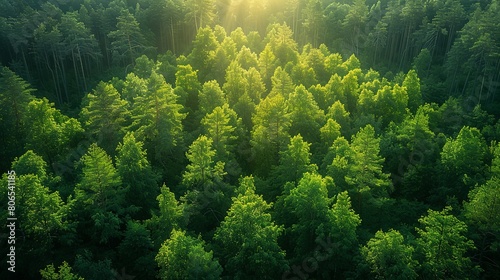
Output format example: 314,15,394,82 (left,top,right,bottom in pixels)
221,0,268,32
